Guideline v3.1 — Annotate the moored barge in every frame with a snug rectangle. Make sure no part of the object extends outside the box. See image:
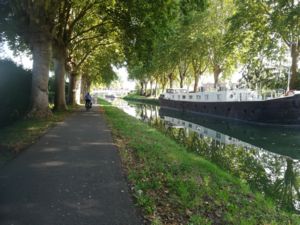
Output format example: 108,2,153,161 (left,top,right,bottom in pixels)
159,88,300,125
